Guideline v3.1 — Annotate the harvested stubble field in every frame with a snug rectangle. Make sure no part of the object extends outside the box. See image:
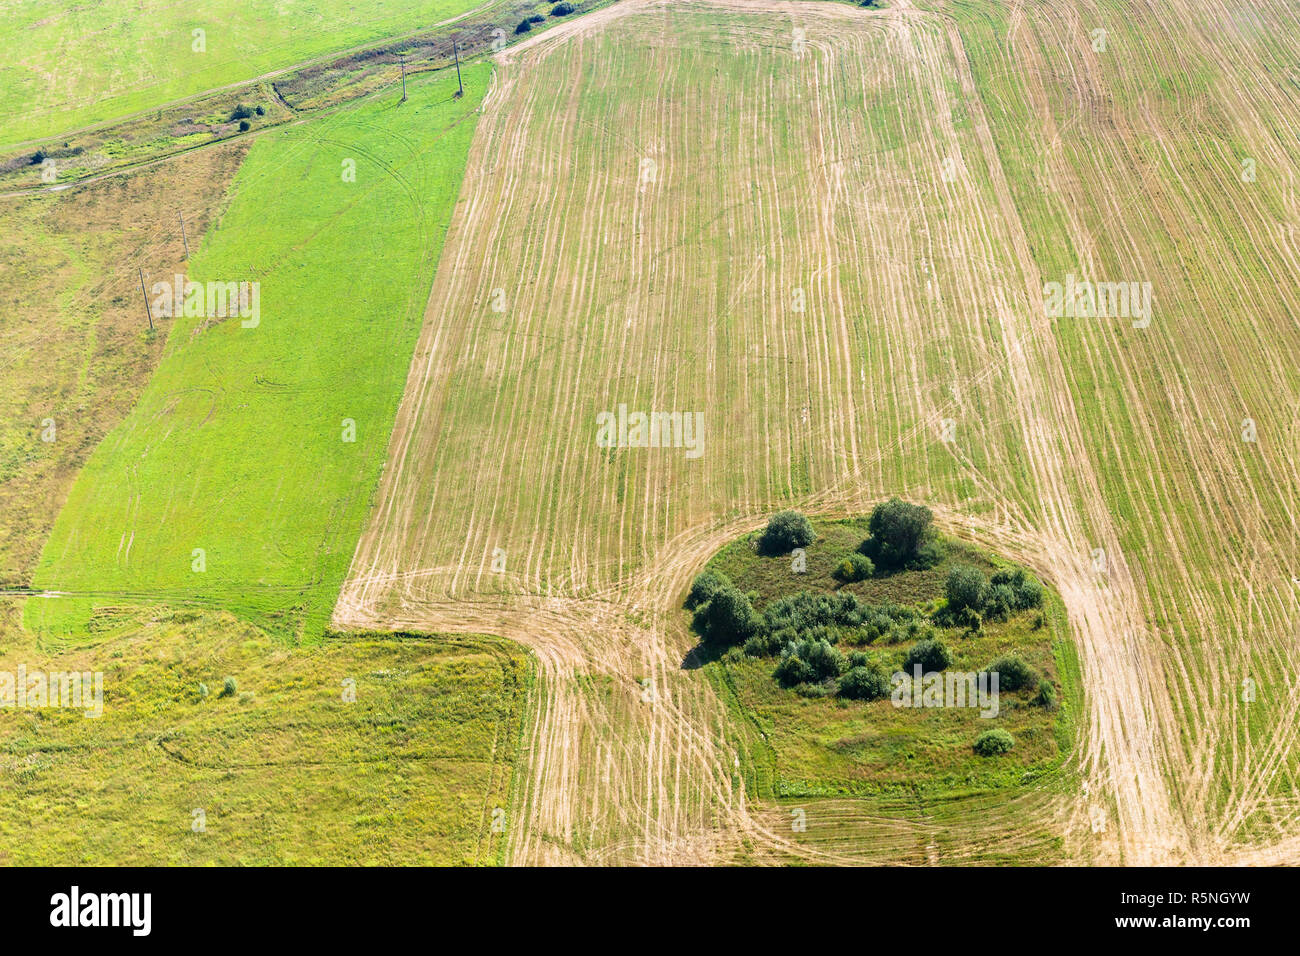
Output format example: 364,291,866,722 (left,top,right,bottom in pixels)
335,0,1300,865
